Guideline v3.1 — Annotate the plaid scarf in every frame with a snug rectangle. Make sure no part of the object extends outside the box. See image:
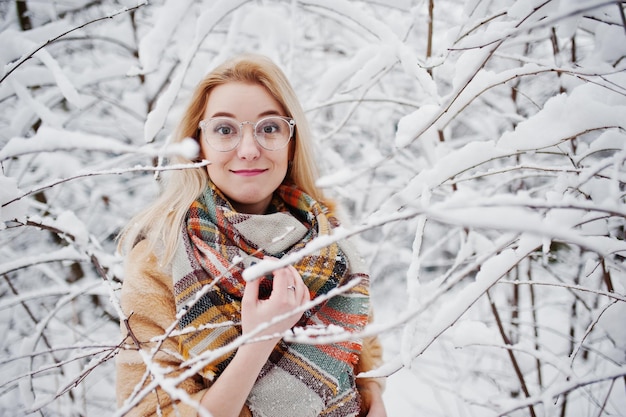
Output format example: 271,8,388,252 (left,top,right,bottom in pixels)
172,181,370,417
